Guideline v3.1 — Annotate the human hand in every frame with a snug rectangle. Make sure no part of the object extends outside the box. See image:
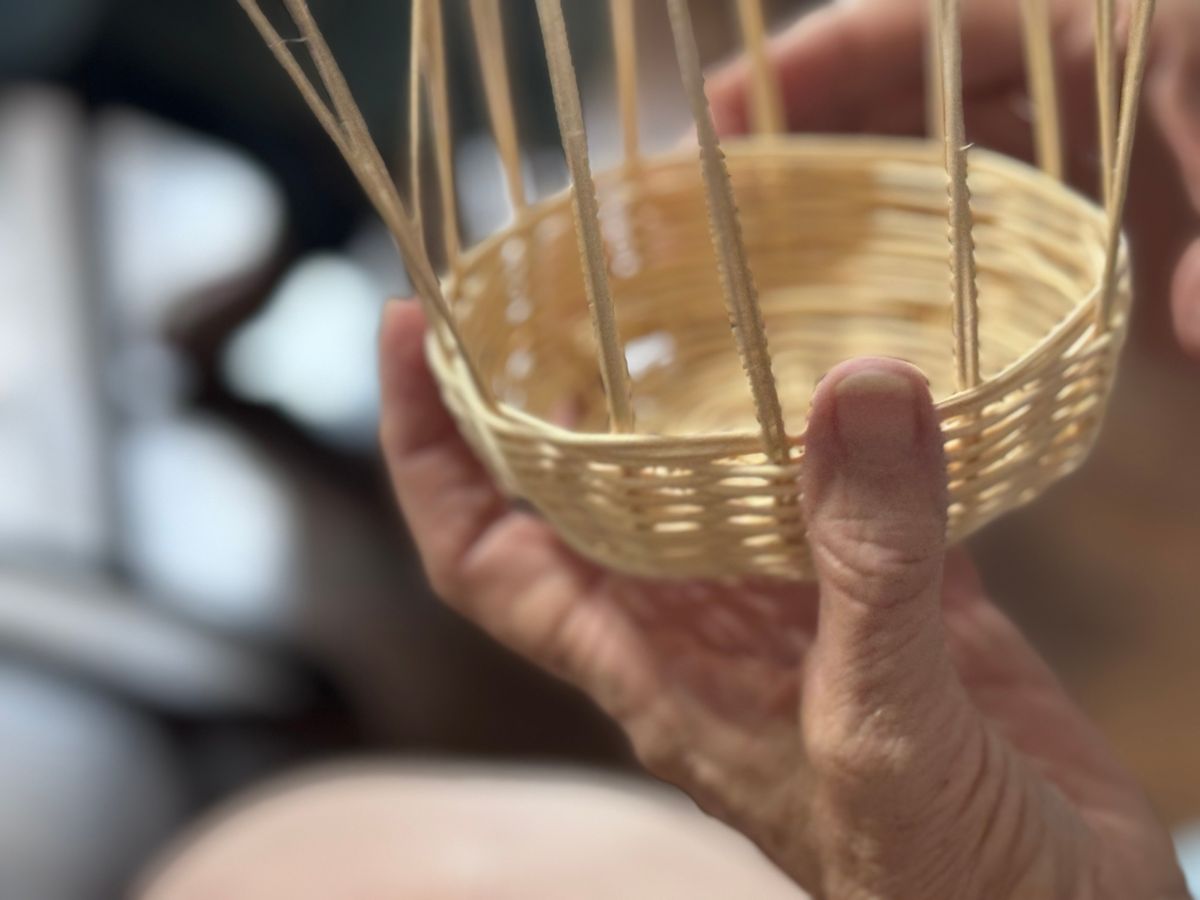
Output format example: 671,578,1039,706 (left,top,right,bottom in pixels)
707,0,1200,359
380,302,1187,898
